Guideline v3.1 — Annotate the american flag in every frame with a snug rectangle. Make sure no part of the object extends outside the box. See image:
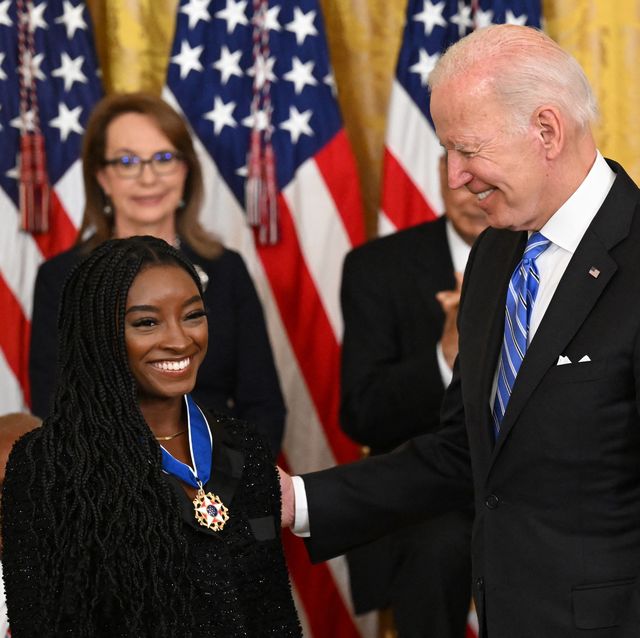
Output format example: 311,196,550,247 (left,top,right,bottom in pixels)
164,0,368,636
379,0,542,235
0,0,102,414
